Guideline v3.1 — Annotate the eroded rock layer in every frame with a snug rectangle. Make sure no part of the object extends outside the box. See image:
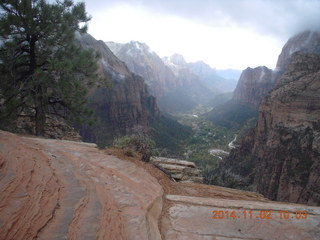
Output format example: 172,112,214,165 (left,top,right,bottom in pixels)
0,130,163,240
1,131,320,239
